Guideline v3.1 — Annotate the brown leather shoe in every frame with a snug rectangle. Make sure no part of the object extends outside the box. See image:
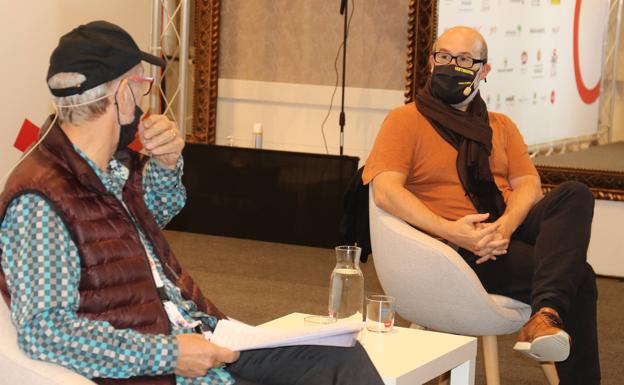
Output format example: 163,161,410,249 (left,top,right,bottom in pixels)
513,307,571,362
